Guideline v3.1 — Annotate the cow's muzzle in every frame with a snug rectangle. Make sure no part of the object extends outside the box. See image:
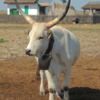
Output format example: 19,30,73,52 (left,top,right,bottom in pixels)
25,49,32,55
